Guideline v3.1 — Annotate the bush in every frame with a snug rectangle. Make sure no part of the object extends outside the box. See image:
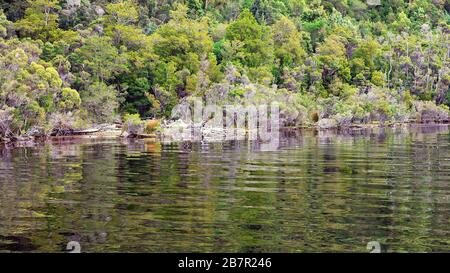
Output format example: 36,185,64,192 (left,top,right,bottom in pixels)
58,88,81,111
49,112,86,135
81,82,119,123
122,113,144,135
371,71,385,87
413,101,450,123
145,120,160,134
0,107,18,138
